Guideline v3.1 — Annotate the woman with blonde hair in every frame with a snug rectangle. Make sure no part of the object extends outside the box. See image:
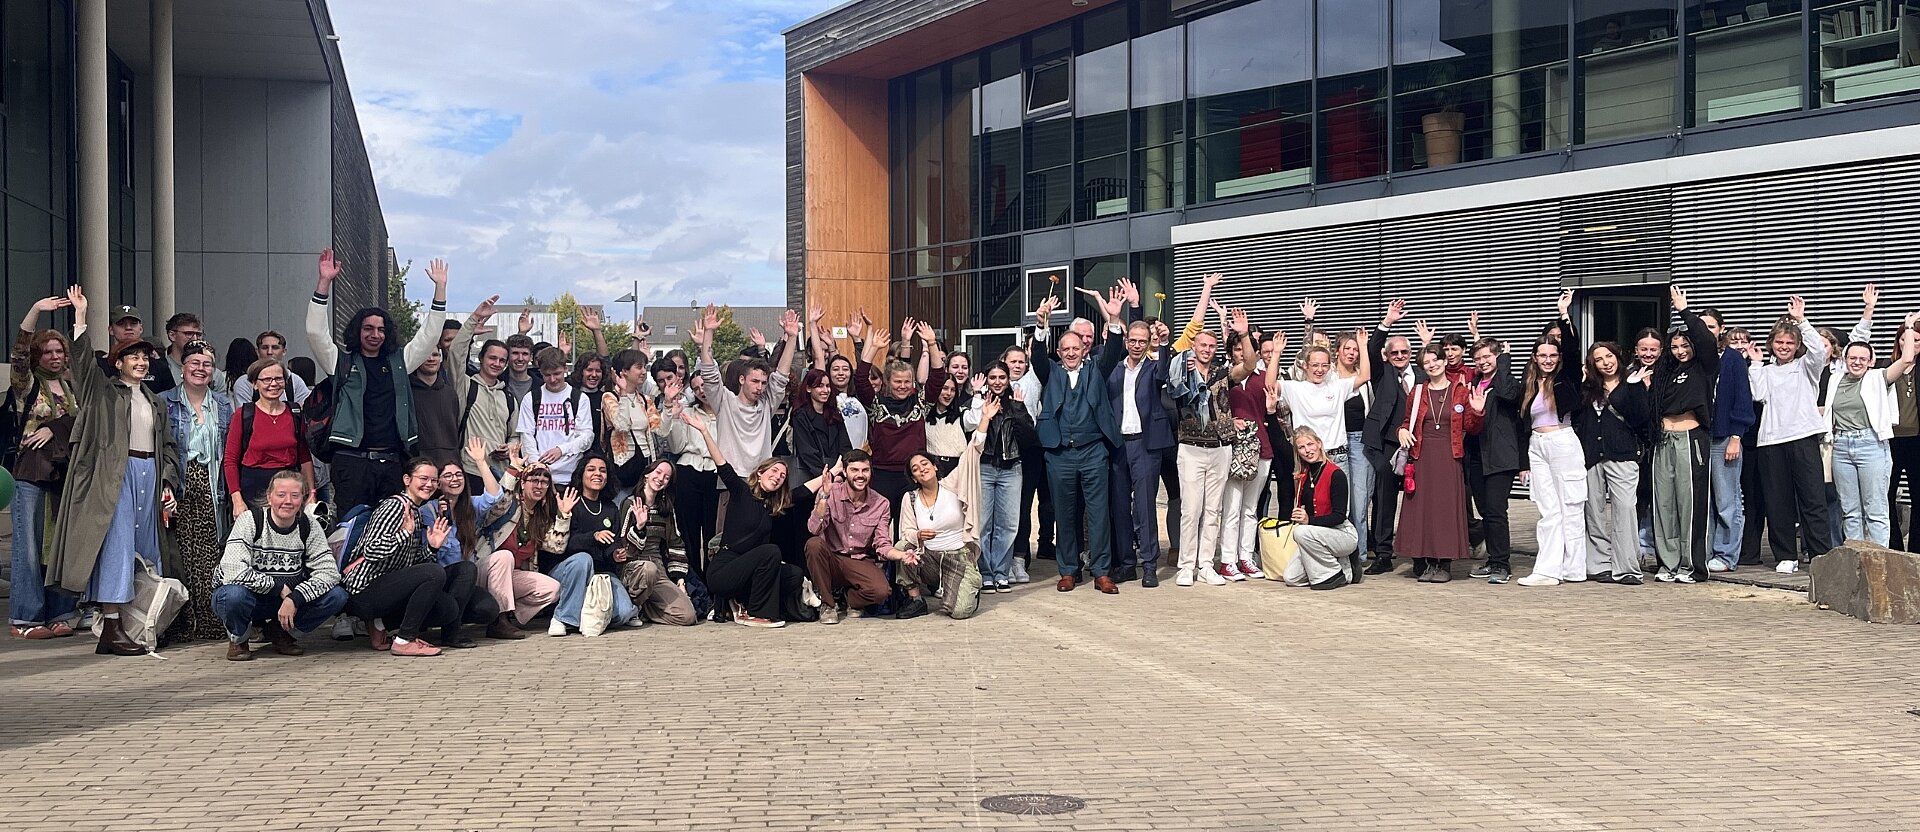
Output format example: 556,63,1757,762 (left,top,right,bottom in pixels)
1280,427,1358,590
